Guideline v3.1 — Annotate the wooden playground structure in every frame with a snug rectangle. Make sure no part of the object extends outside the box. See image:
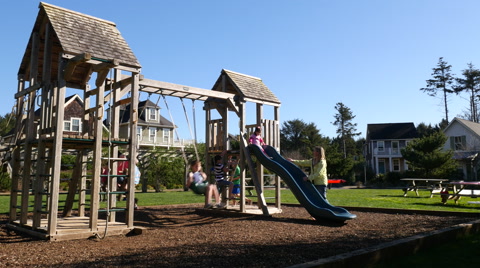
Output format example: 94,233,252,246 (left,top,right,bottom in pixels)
5,2,281,240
